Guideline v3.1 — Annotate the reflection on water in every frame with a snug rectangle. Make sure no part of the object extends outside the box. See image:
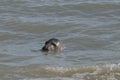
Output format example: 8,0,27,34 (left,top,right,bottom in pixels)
0,0,120,80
